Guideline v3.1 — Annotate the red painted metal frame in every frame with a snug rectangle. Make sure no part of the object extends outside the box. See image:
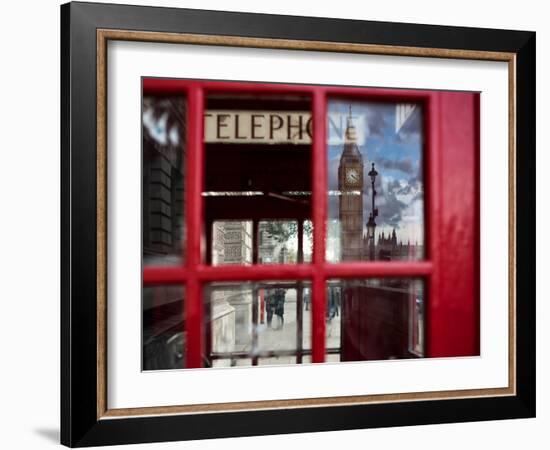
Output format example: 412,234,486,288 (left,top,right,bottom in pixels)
430,92,480,357
184,86,205,368
142,77,479,367
143,262,432,283
311,90,327,362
